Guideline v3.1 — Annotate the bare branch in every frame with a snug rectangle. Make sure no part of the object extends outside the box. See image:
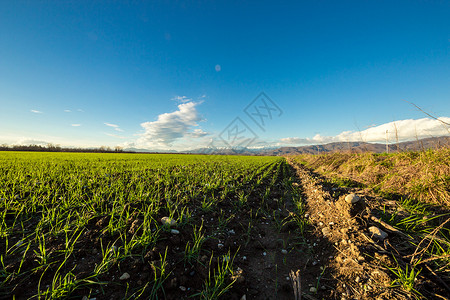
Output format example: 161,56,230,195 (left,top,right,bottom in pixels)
404,100,450,126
